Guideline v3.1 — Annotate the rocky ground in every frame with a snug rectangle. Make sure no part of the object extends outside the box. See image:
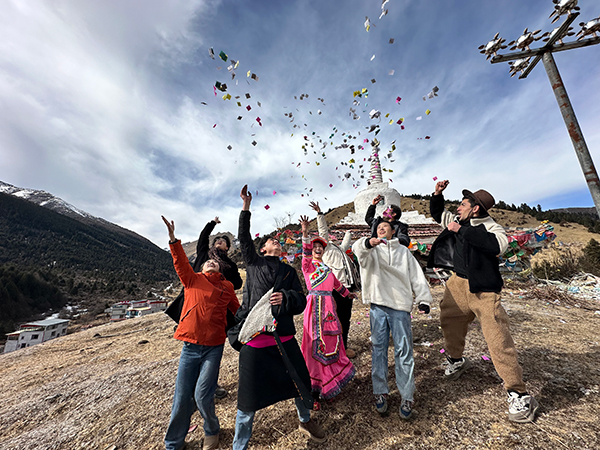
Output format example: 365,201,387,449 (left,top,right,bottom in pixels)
1,281,599,450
